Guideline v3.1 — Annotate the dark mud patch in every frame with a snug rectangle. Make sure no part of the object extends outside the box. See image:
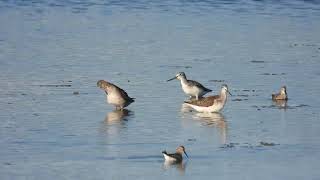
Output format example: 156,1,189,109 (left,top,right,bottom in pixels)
220,142,279,149
220,143,239,149
252,104,310,110
260,73,286,76
259,141,279,146
295,104,310,108
231,90,260,98
159,65,192,69
209,80,225,82
73,91,80,95
250,60,265,63
233,89,260,92
38,84,72,87
290,43,318,47
232,98,248,101
193,58,213,62
237,94,249,97
32,113,39,116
